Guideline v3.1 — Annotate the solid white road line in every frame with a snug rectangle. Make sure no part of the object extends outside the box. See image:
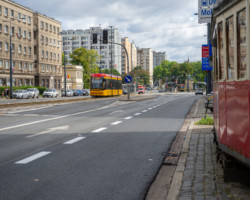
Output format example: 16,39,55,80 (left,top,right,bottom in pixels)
124,116,133,120
92,127,107,133
111,121,122,125
134,113,141,116
63,137,86,144
15,151,51,164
